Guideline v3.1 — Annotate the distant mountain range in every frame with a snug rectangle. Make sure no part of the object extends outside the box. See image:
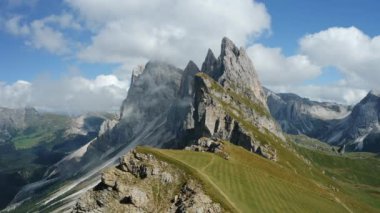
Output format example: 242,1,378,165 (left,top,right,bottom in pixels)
266,89,380,152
